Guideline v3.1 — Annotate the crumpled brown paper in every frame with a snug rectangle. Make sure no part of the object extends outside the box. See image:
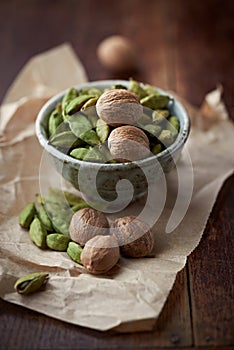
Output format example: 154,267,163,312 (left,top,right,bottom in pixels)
0,43,233,332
